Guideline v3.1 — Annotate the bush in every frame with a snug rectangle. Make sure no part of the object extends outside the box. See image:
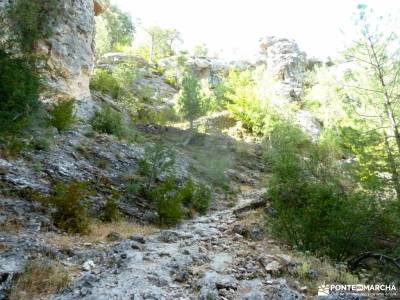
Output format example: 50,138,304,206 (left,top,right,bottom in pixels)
150,177,183,226
149,177,211,226
137,143,176,190
90,107,124,137
6,0,60,53
46,181,91,234
90,69,120,98
265,122,390,260
48,99,75,132
178,177,211,215
0,50,40,136
101,190,120,222
223,69,280,135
